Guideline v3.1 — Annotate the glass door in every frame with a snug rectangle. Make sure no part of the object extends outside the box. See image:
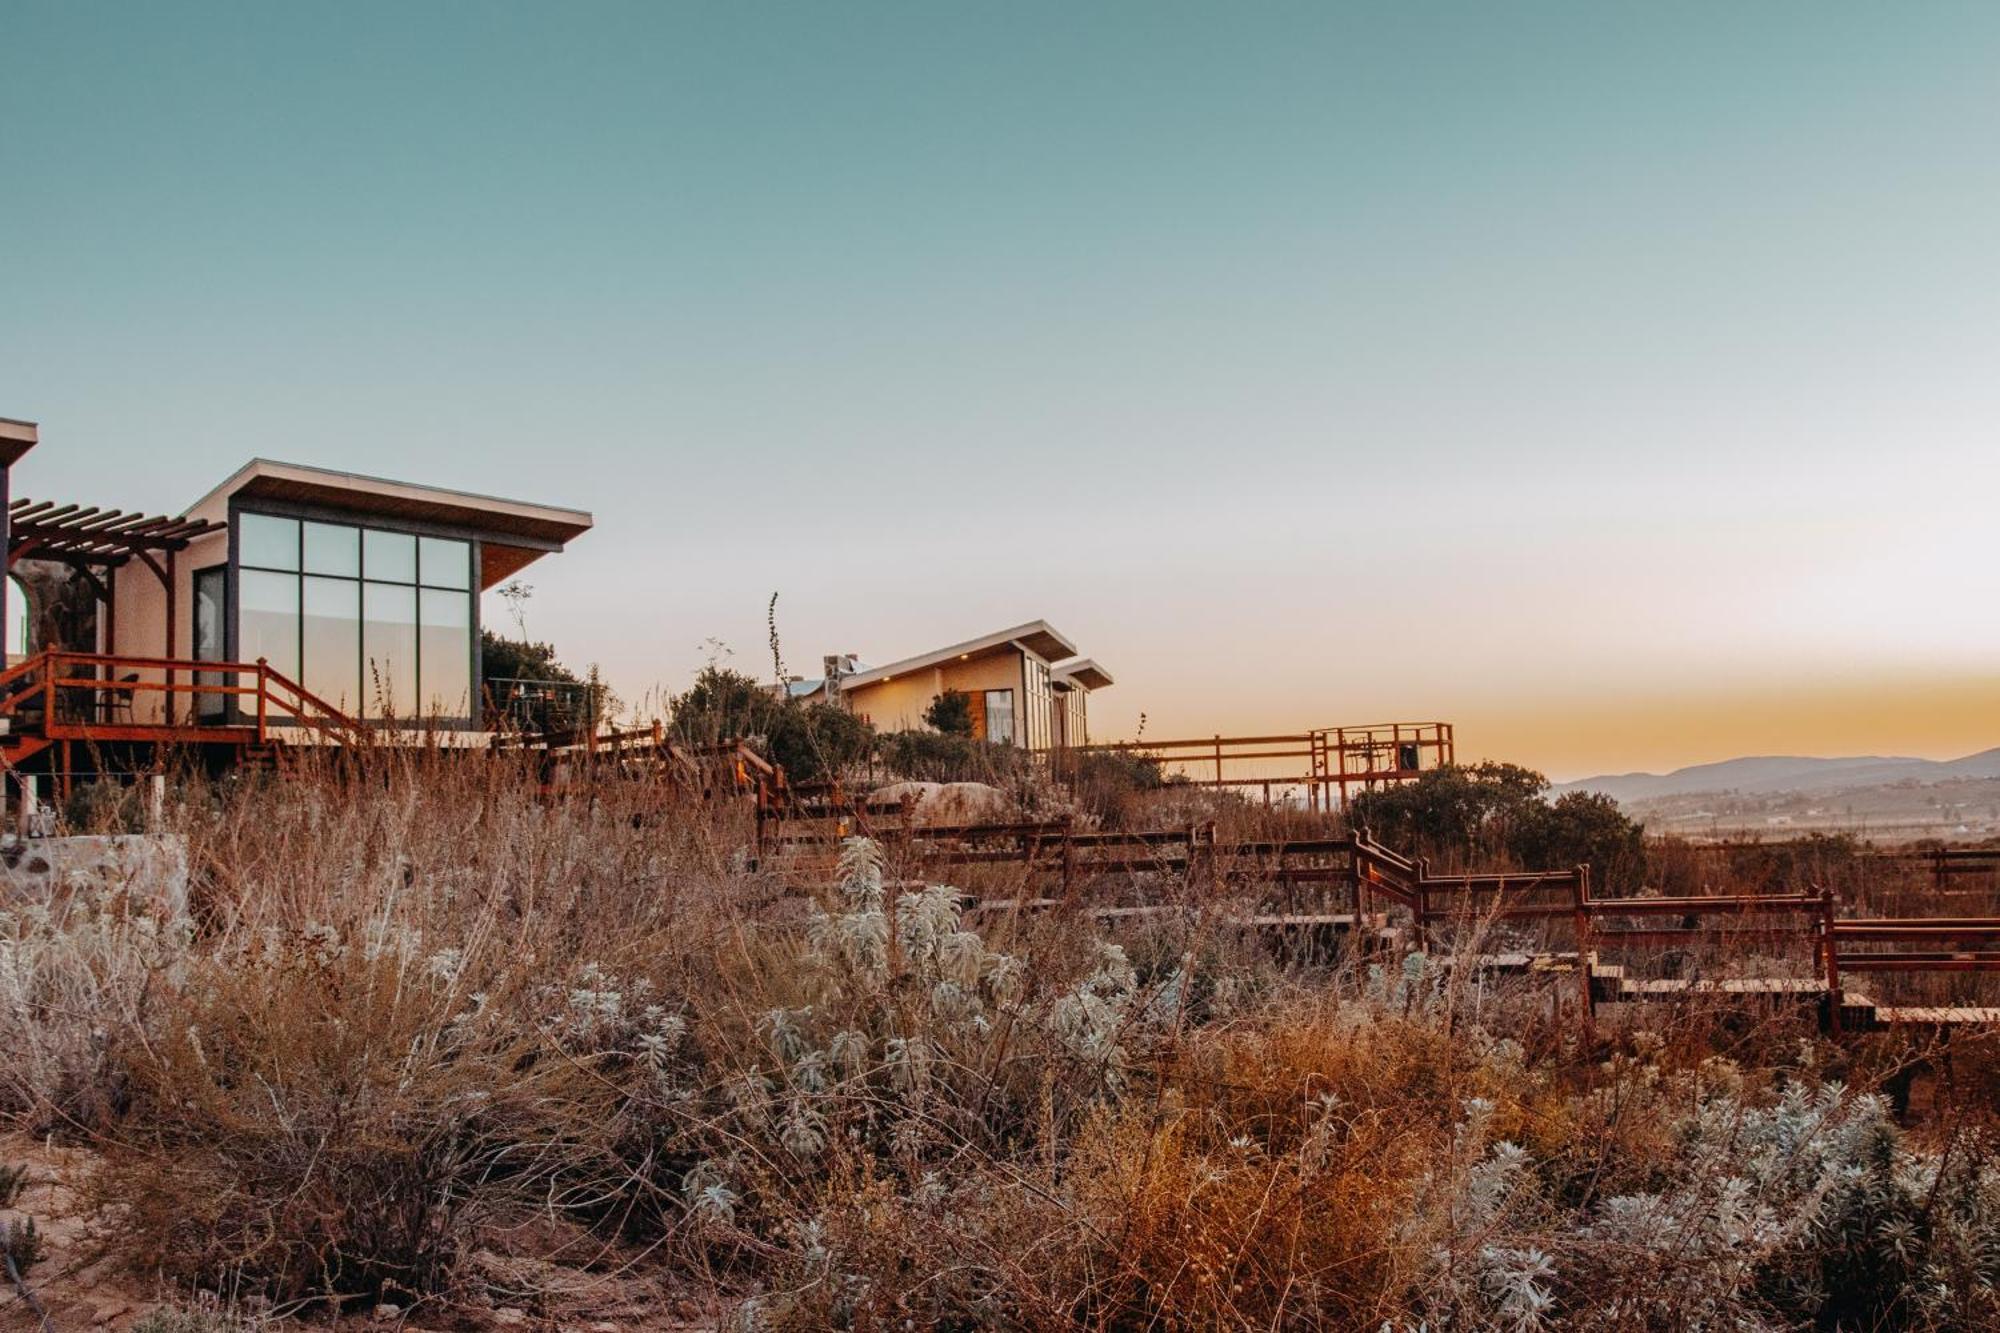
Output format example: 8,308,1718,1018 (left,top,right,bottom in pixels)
194,565,227,721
